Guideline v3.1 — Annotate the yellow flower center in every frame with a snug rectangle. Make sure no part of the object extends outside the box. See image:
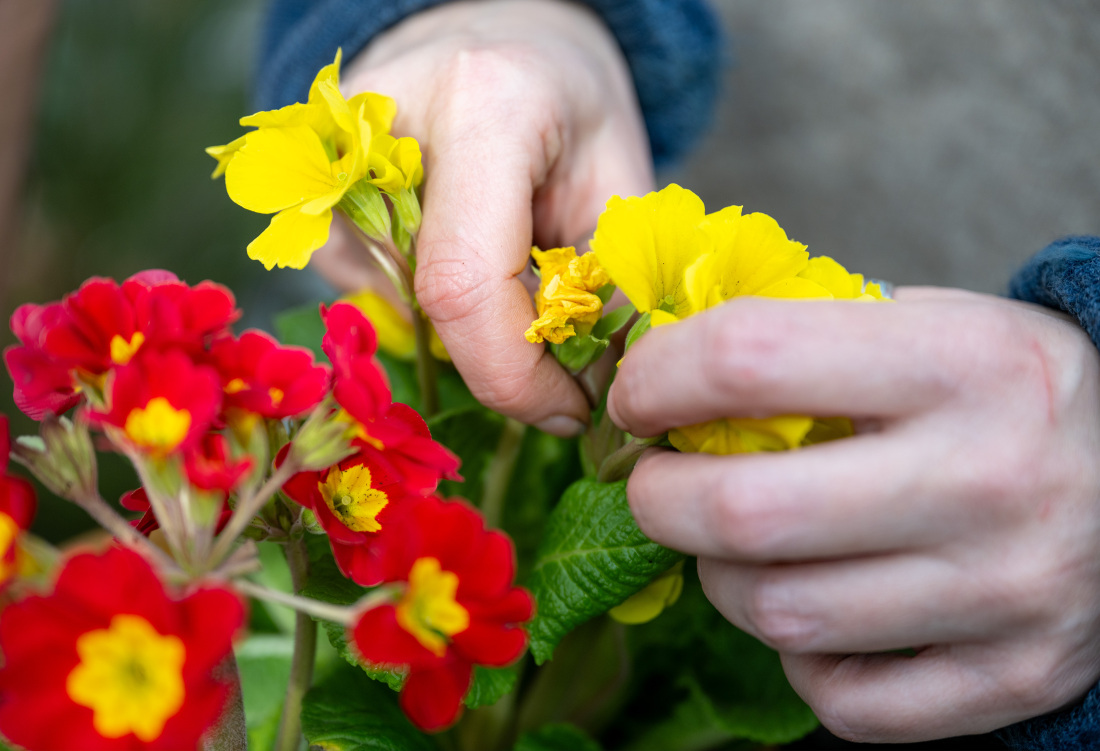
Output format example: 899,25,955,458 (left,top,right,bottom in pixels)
395,557,470,657
123,397,192,455
268,387,285,405
109,332,145,366
0,512,18,585
65,614,186,742
319,464,388,532
224,378,247,394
